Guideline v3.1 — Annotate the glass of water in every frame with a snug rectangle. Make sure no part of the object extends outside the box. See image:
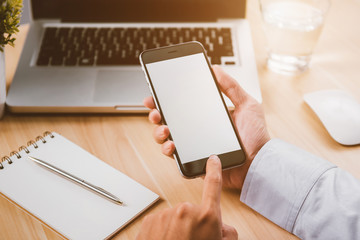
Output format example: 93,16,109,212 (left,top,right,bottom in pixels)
259,0,331,75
